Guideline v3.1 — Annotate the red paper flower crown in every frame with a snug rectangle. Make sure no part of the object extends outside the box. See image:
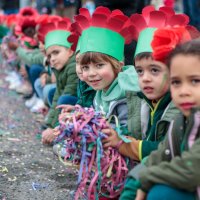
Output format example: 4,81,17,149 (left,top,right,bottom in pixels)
14,17,38,46
0,14,6,25
151,26,200,62
37,17,71,43
18,7,38,18
36,14,62,27
129,5,189,41
68,6,132,51
5,14,18,28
